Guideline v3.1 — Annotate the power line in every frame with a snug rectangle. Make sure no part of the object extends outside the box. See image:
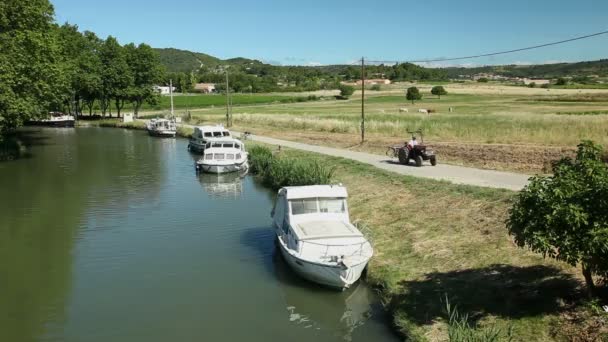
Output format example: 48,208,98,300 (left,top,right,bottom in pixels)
360,30,608,65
